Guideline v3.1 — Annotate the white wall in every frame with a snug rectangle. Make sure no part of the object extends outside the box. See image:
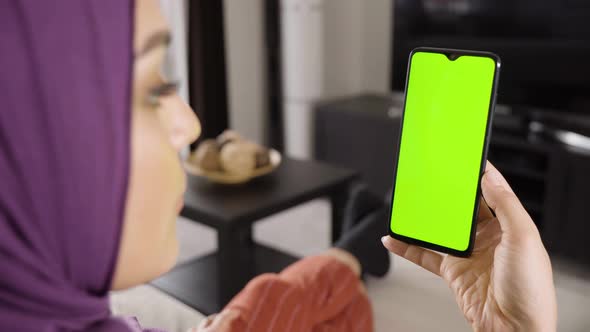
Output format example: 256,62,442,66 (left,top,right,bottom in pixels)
223,0,268,144
323,0,392,98
359,0,393,94
281,0,324,158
